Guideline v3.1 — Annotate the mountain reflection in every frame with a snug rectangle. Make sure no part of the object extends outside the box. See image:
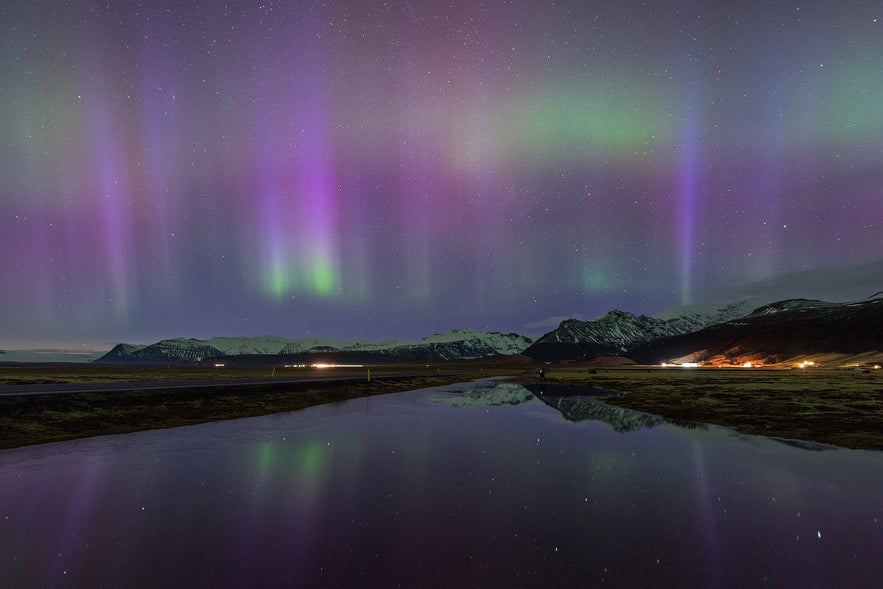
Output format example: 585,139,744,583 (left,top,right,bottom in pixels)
440,380,672,434
435,381,536,409
438,381,847,451
522,383,714,434
528,385,837,449
528,390,665,434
